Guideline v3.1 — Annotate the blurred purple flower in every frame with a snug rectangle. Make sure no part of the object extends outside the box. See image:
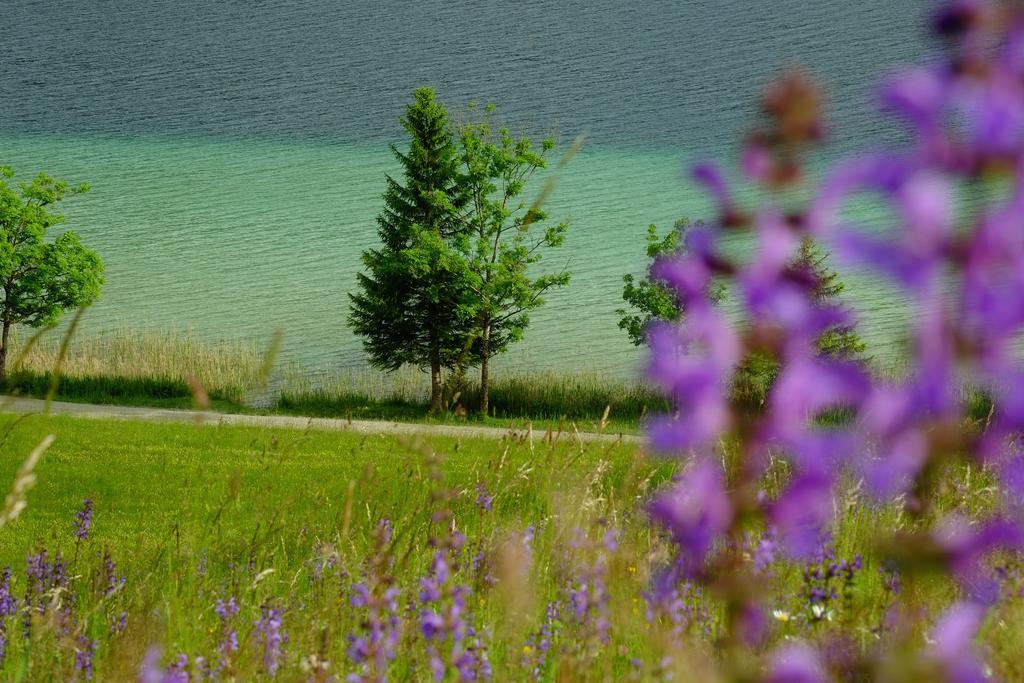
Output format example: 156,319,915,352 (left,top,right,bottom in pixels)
927,601,988,683
771,472,834,559
649,460,733,573
138,648,191,683
765,644,827,683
